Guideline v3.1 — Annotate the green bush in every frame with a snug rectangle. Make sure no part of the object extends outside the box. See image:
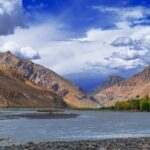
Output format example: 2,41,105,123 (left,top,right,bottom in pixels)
114,95,150,112
140,96,150,111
